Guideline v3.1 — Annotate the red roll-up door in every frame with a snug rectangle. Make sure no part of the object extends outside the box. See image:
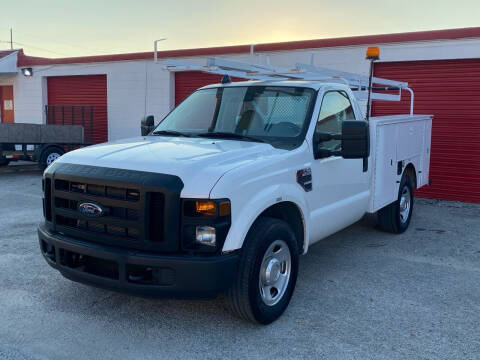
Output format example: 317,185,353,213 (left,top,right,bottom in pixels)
372,59,480,203
47,75,108,144
175,71,244,106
